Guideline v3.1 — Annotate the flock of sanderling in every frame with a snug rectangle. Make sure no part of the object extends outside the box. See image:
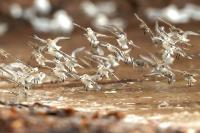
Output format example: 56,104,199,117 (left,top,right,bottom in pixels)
0,14,199,95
